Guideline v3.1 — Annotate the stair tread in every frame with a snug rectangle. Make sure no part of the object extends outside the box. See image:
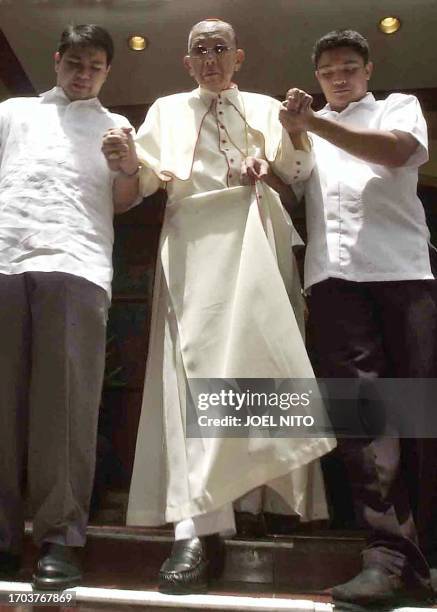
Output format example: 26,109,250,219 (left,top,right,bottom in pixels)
0,580,334,611
1,582,436,611
19,524,365,592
